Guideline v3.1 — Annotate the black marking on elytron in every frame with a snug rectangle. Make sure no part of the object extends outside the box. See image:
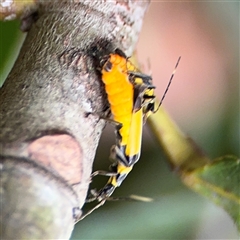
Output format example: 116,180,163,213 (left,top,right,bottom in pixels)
93,170,129,202
97,183,115,201
112,145,140,167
